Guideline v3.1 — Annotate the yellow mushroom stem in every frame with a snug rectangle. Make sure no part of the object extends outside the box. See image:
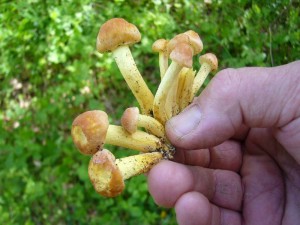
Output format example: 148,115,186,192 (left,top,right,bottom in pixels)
153,61,183,124
192,53,218,97
152,39,169,79
116,151,163,180
176,68,196,113
106,125,170,153
88,149,163,197
191,62,212,96
165,72,180,117
112,46,154,115
137,114,166,138
158,51,169,78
